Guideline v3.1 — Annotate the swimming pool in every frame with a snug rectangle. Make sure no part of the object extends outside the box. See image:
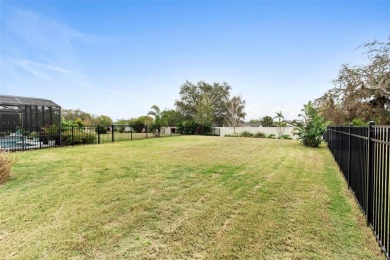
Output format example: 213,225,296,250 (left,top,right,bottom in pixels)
0,136,38,150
